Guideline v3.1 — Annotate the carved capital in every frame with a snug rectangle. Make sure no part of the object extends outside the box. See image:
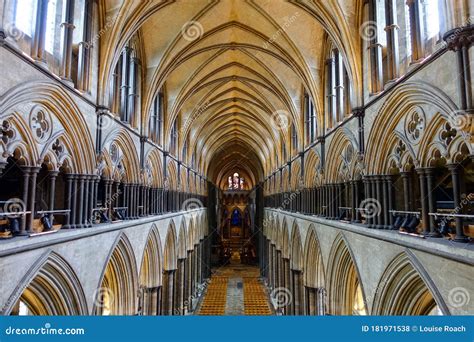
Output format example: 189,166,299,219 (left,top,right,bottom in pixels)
443,25,474,51
352,107,365,118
